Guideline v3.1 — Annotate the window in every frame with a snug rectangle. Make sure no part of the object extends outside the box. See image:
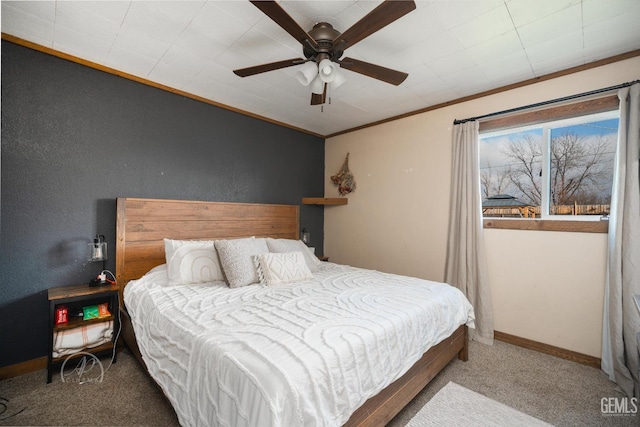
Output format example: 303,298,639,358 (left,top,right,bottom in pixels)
479,110,618,221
